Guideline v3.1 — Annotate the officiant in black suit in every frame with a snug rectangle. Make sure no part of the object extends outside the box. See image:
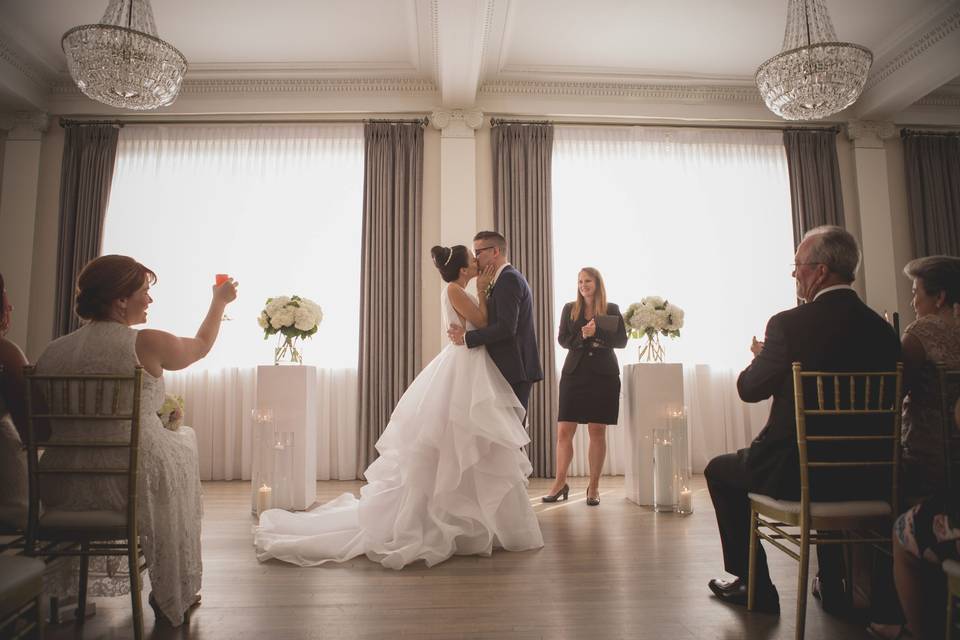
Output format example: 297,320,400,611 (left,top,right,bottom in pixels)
447,231,543,413
543,267,627,506
704,225,901,615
